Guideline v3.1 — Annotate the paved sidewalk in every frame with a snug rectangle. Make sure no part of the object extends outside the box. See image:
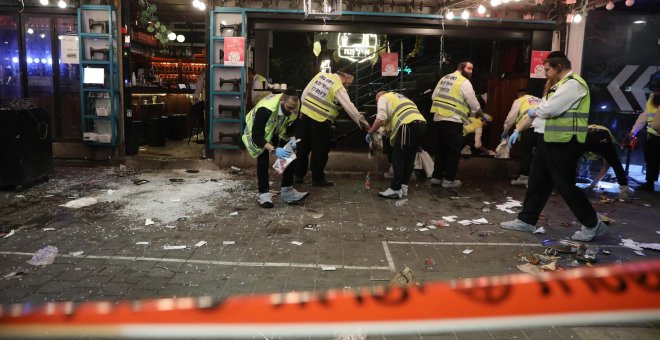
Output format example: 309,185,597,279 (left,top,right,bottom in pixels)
0,166,659,339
